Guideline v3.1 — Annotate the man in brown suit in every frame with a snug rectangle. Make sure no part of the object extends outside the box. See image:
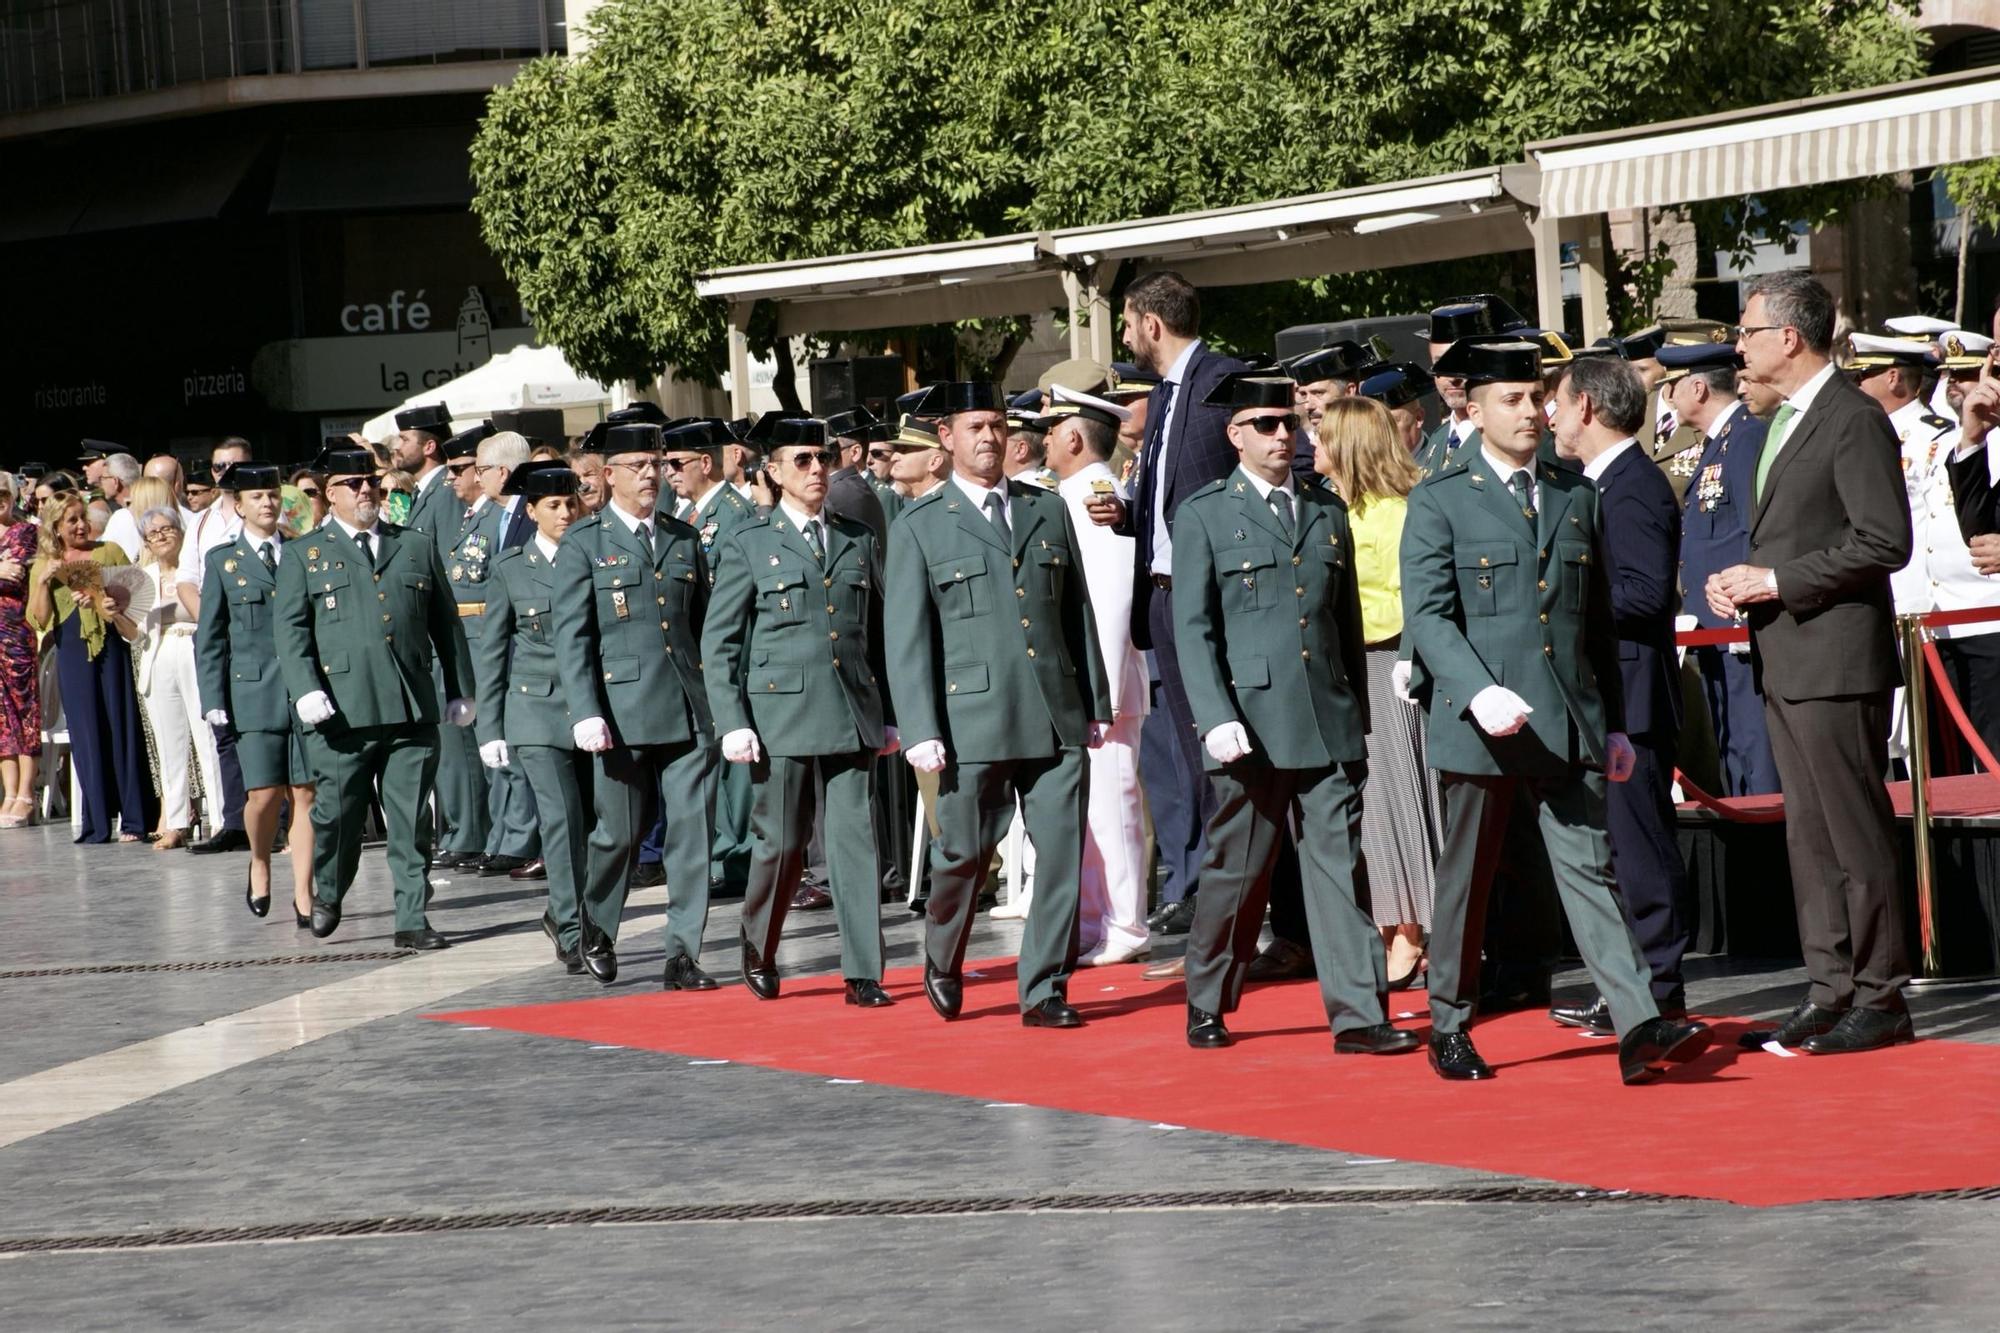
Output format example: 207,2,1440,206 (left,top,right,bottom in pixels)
1706,272,1915,1054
